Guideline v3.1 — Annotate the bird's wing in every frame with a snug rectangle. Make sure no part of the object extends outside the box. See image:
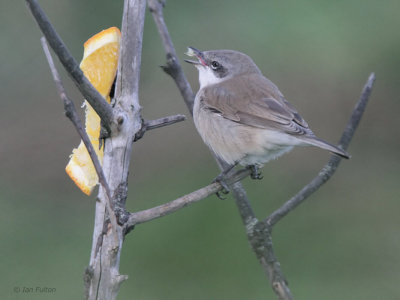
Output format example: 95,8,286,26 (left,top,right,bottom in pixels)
201,74,314,136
